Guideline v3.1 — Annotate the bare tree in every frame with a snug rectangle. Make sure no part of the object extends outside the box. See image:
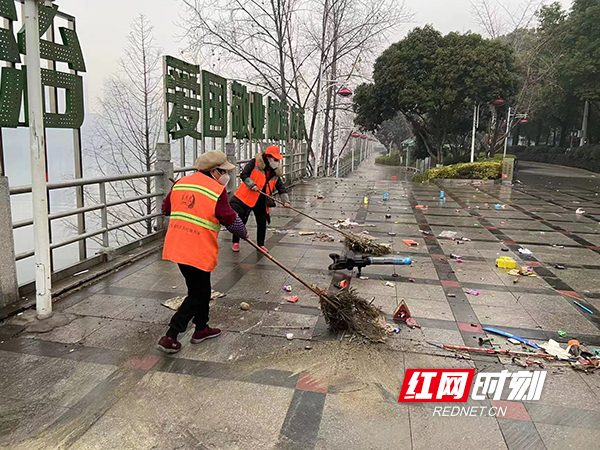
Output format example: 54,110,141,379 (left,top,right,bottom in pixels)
179,0,410,172
84,15,163,245
308,0,411,173
471,0,560,155
471,0,542,40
